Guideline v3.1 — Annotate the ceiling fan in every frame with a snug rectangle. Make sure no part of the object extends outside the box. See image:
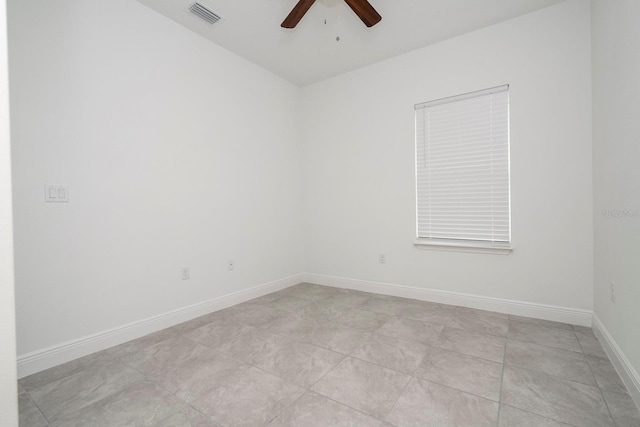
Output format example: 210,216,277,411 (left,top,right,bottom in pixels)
281,0,382,29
